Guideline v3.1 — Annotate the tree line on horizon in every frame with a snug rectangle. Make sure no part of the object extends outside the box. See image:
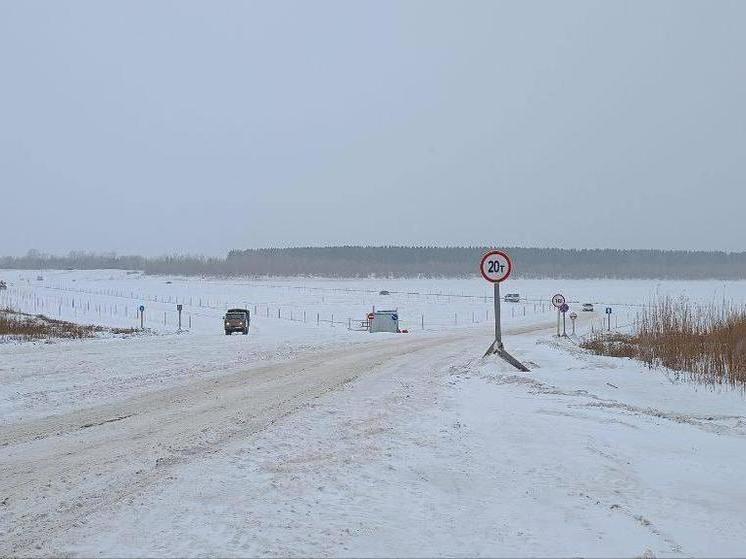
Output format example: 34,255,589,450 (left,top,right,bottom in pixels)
2,247,746,280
